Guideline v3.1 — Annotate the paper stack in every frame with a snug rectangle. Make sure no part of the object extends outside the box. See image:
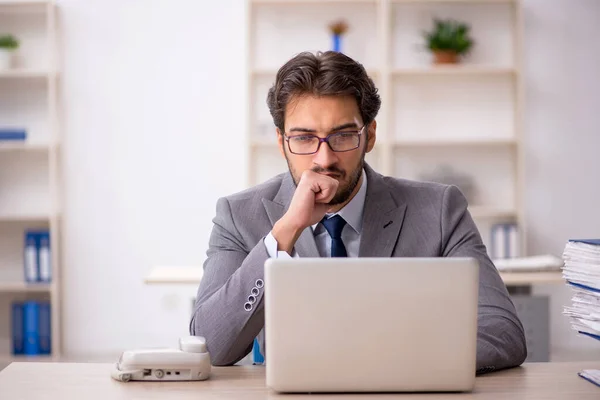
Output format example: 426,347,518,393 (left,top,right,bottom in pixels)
562,239,600,387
